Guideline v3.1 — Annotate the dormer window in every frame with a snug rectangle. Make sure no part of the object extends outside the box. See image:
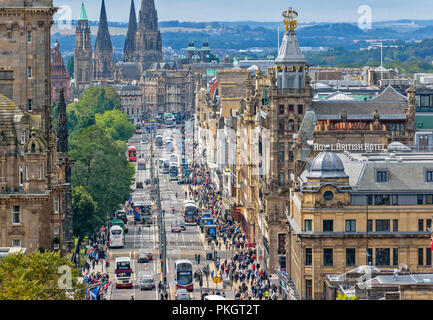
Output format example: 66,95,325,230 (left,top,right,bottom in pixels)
376,170,388,183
